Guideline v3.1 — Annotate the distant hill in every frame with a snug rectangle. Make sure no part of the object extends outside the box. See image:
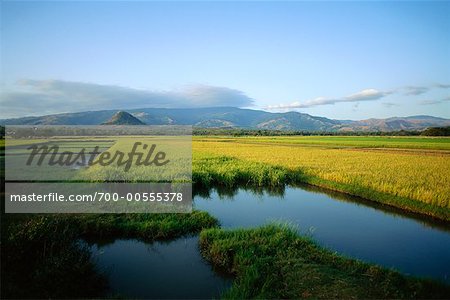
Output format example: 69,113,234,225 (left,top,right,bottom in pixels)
337,116,450,132
101,111,145,125
2,107,449,132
